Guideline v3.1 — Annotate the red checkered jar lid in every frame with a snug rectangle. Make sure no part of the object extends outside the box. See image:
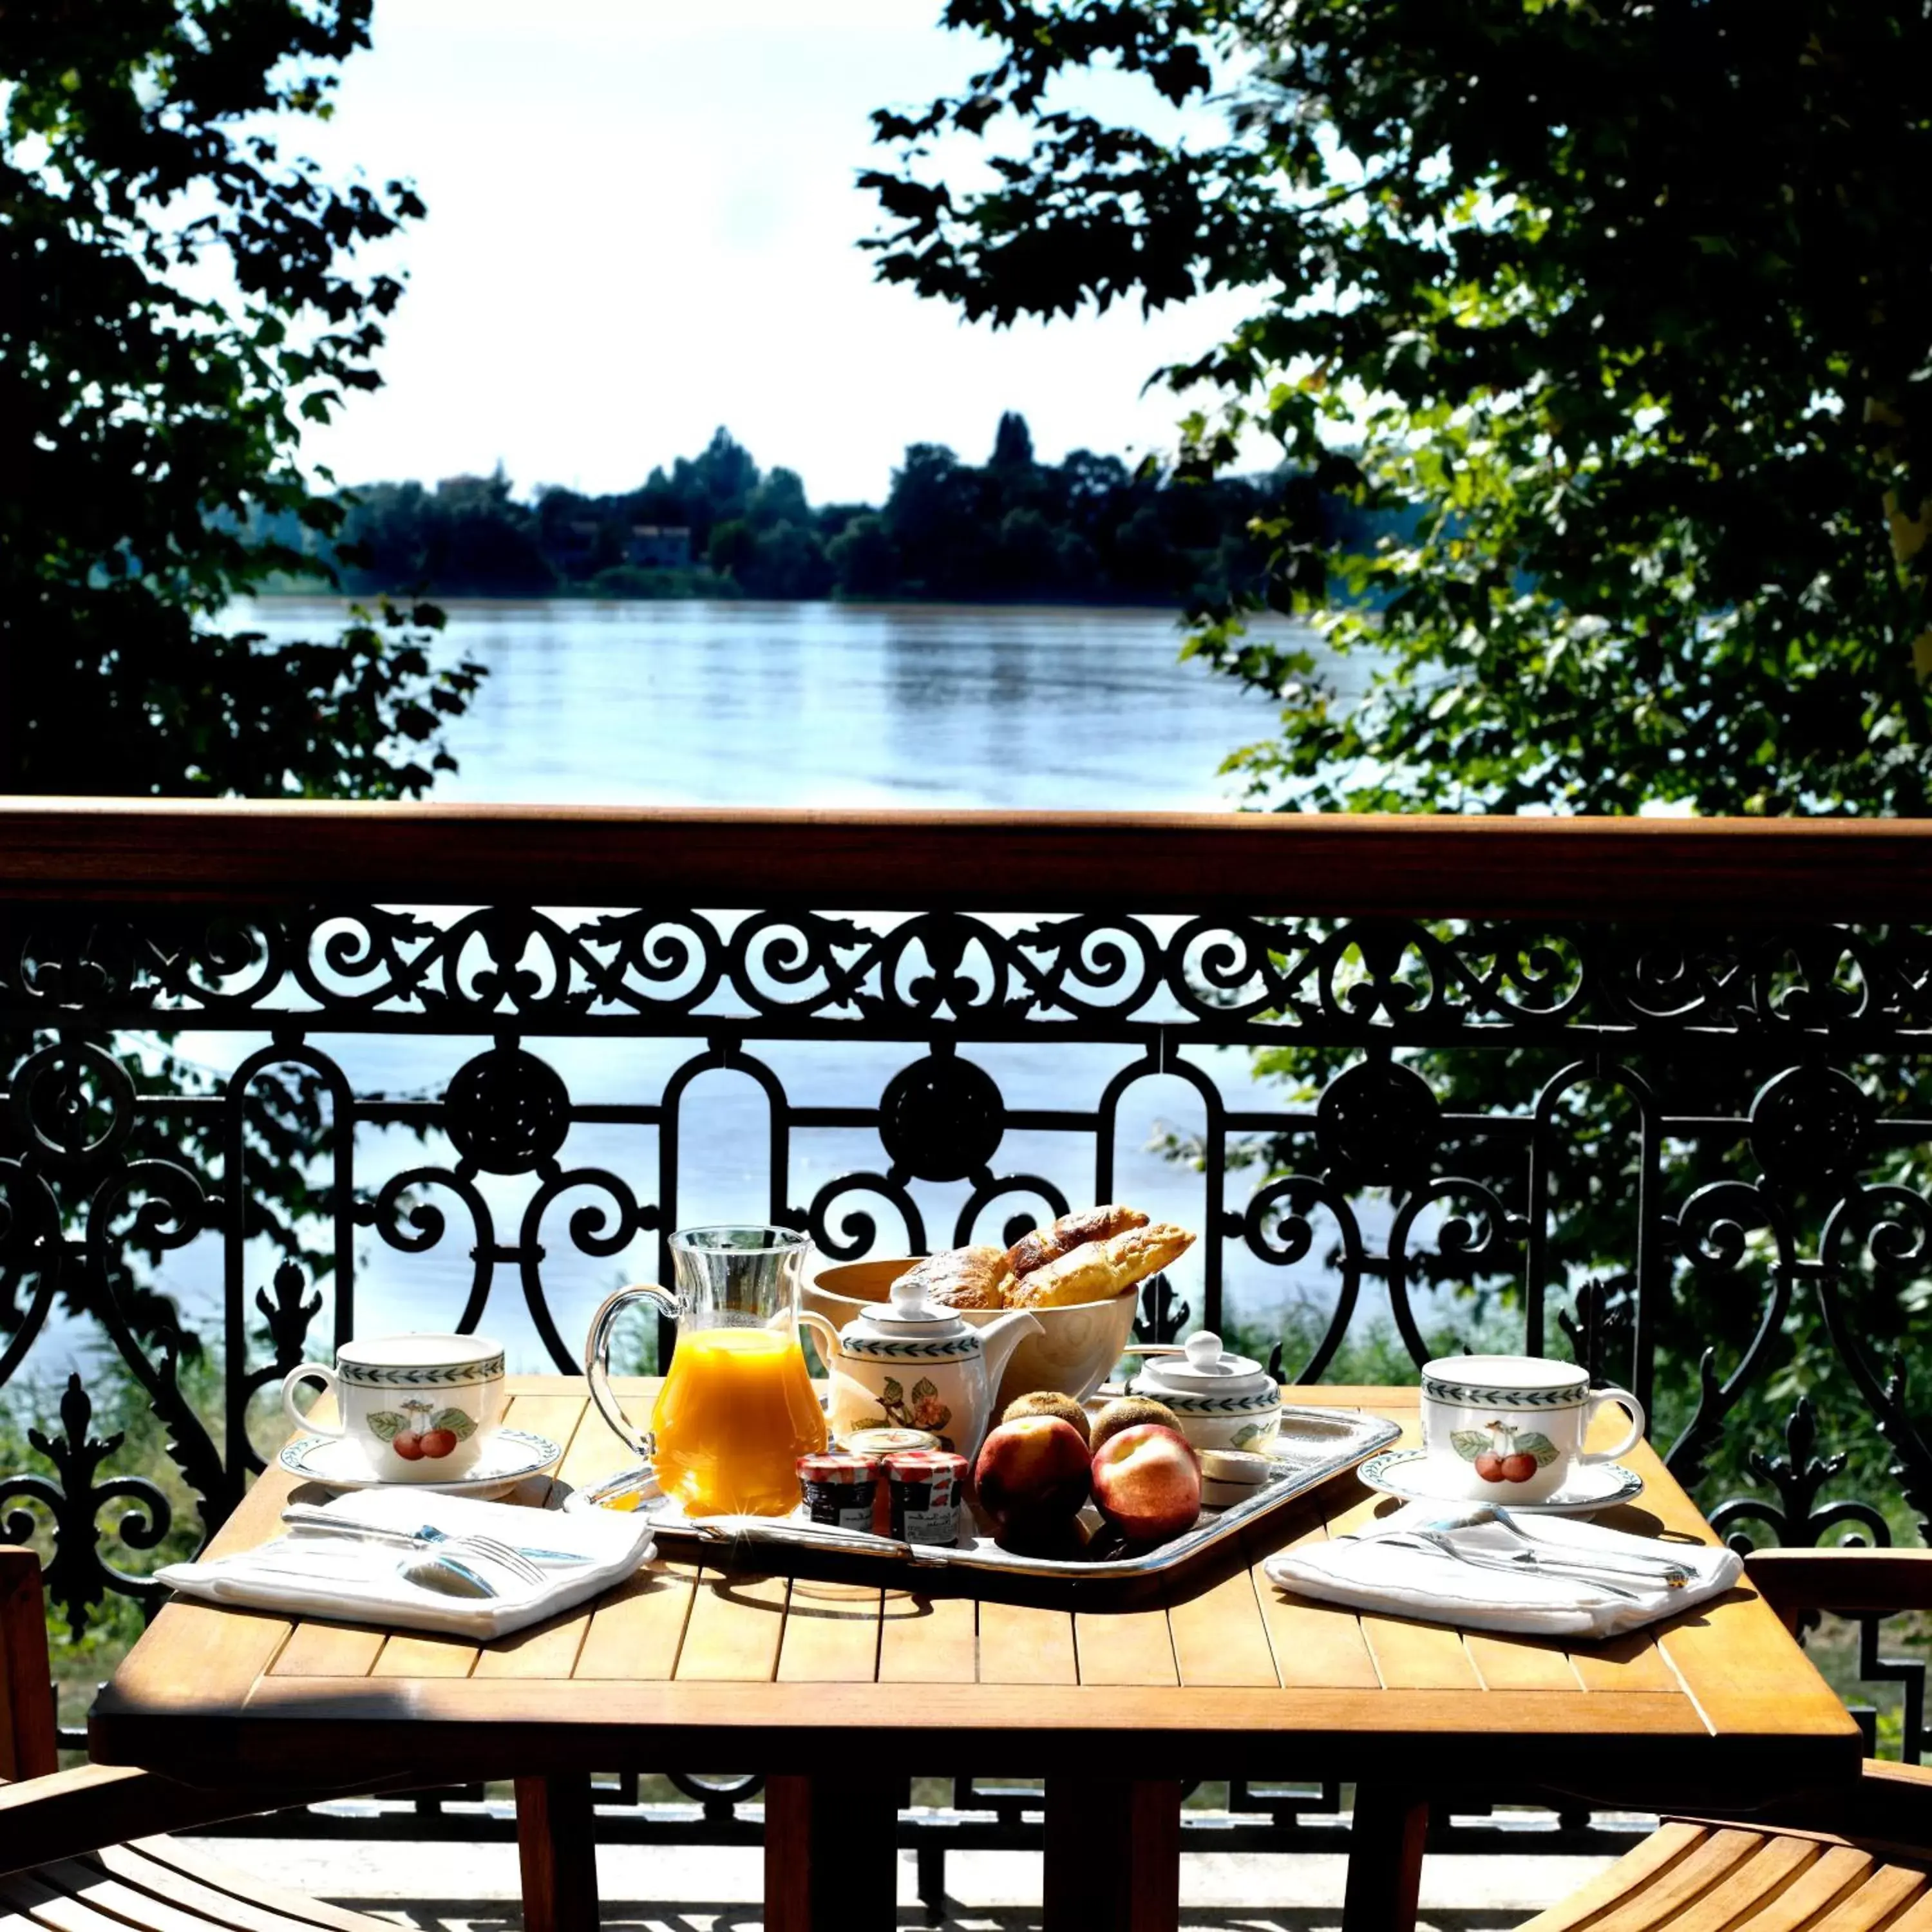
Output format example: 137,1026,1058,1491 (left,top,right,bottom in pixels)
796,1452,879,1484
881,1449,969,1482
